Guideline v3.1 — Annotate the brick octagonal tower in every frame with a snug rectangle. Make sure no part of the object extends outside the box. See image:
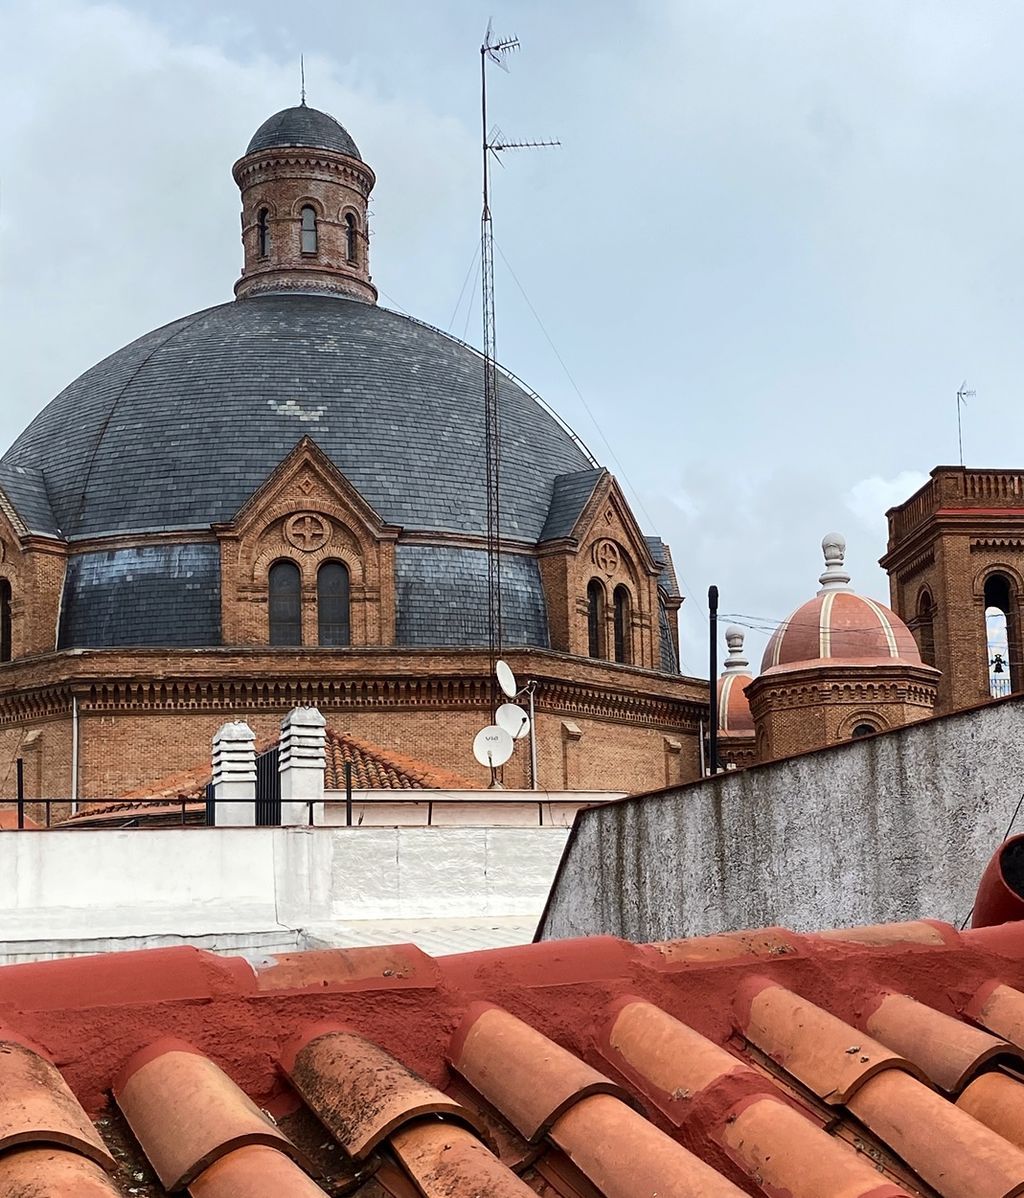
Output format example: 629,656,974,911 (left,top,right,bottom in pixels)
233,104,377,303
